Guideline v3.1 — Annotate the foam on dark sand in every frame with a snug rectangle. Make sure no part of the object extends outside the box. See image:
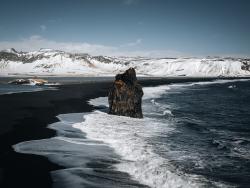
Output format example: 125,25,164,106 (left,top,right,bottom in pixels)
0,76,248,188
0,80,111,188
